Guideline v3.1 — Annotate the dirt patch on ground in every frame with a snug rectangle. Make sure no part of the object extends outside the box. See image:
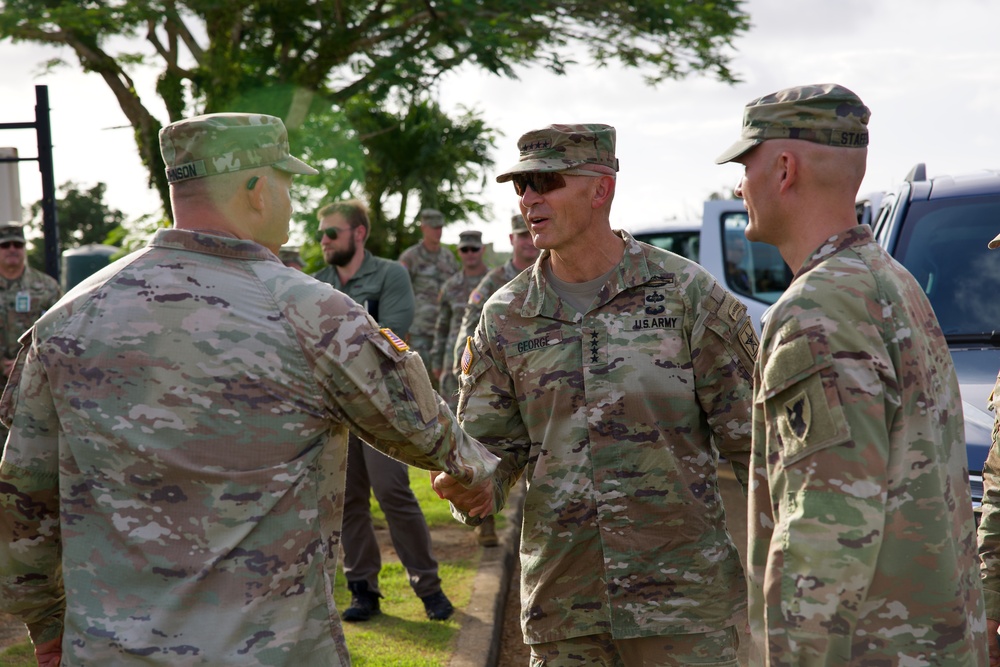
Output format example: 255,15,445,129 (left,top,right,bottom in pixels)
0,612,26,651
374,522,480,565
